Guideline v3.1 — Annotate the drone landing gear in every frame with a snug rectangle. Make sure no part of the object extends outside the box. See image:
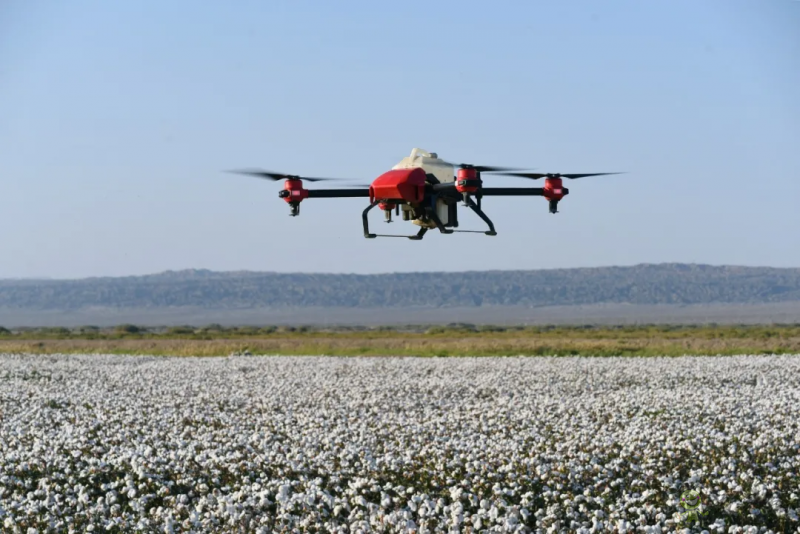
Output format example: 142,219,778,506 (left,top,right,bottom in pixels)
362,201,446,240
446,195,497,236
462,196,497,236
